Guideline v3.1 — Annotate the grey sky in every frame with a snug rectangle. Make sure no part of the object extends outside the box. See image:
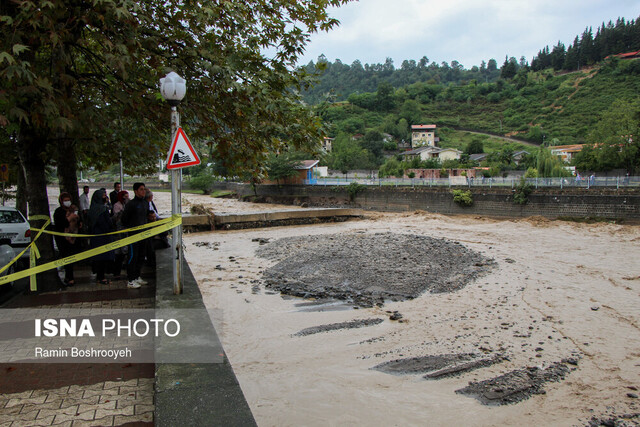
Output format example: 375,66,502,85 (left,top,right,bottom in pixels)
299,0,640,68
